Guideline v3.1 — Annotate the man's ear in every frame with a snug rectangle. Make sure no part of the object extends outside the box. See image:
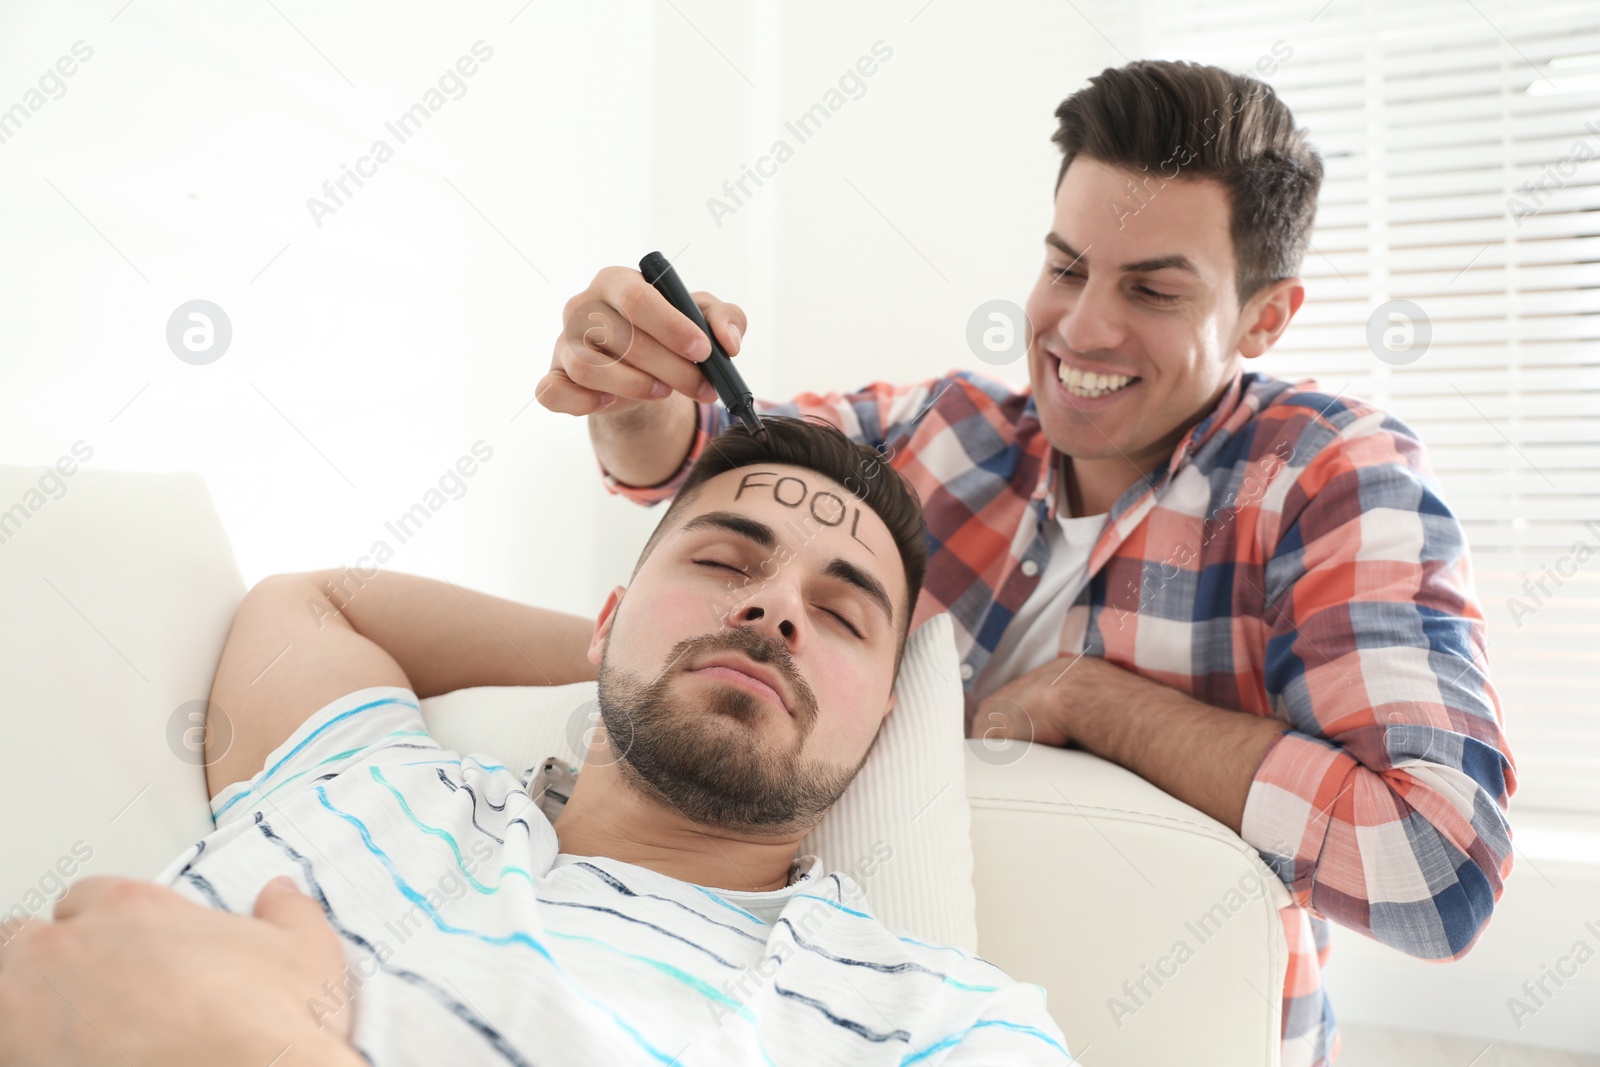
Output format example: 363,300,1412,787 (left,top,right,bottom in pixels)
1238,276,1305,360
587,585,627,667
